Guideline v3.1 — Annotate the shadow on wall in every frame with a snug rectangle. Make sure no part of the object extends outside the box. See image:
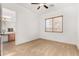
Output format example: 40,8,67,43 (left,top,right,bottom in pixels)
0,4,2,56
